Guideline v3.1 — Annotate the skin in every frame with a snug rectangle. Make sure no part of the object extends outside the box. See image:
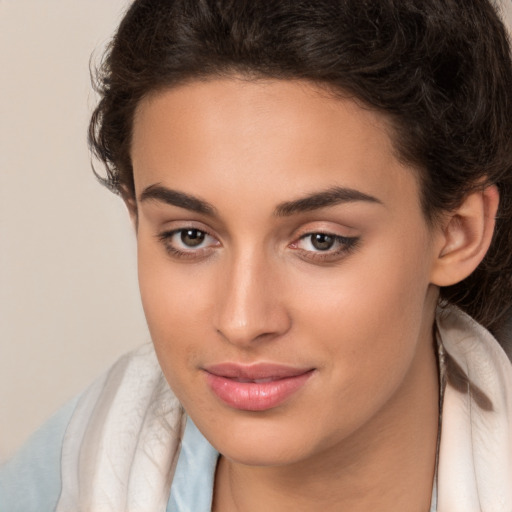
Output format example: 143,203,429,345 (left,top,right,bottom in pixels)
129,78,497,511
